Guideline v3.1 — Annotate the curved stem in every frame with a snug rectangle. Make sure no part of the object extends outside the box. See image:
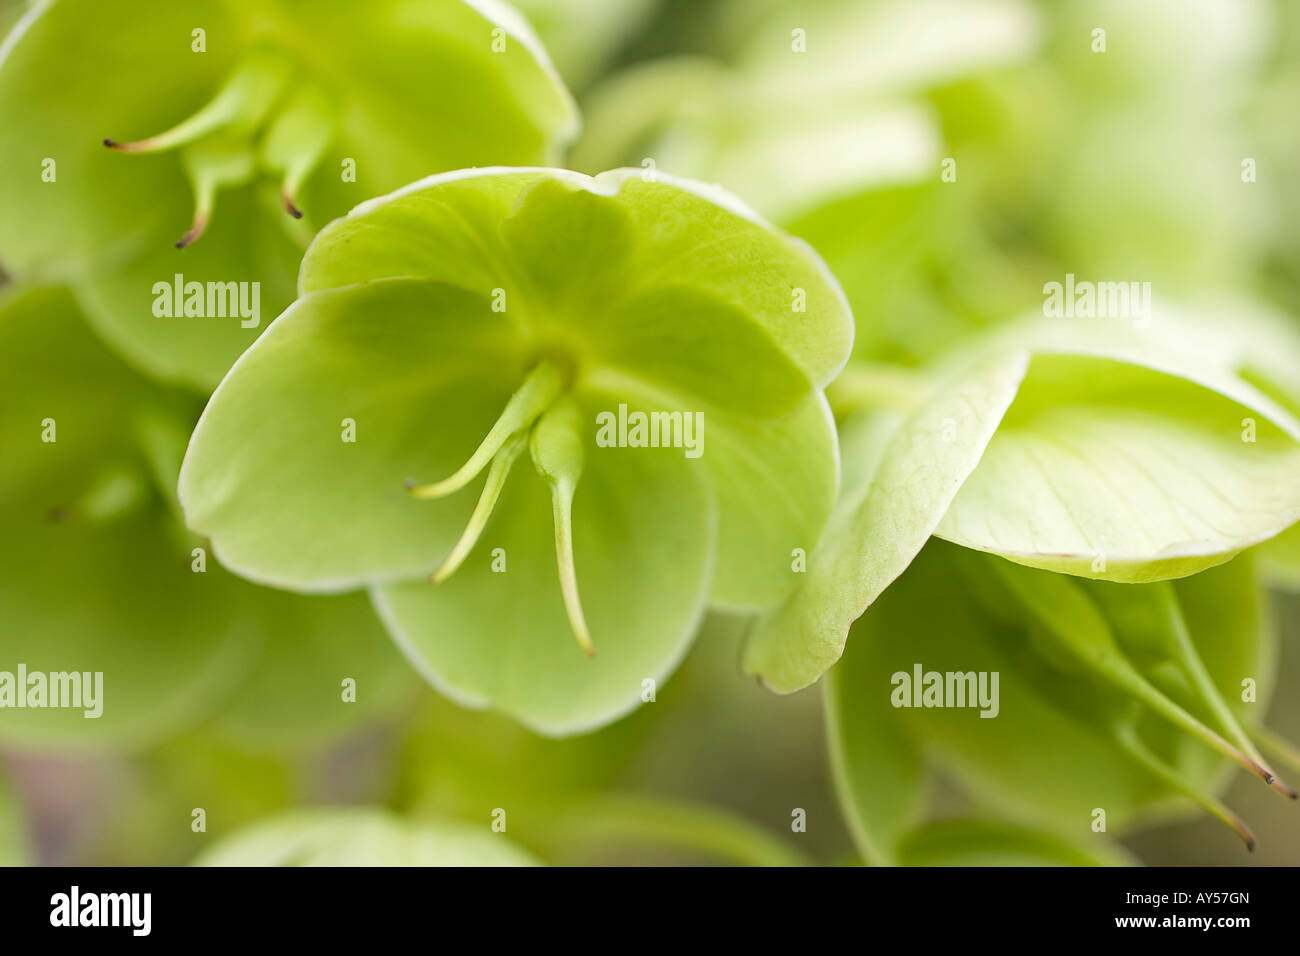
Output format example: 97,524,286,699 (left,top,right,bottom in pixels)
408,360,564,500
826,360,931,419
104,49,290,154
1156,587,1287,791
431,429,527,584
544,795,811,867
1112,721,1255,850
